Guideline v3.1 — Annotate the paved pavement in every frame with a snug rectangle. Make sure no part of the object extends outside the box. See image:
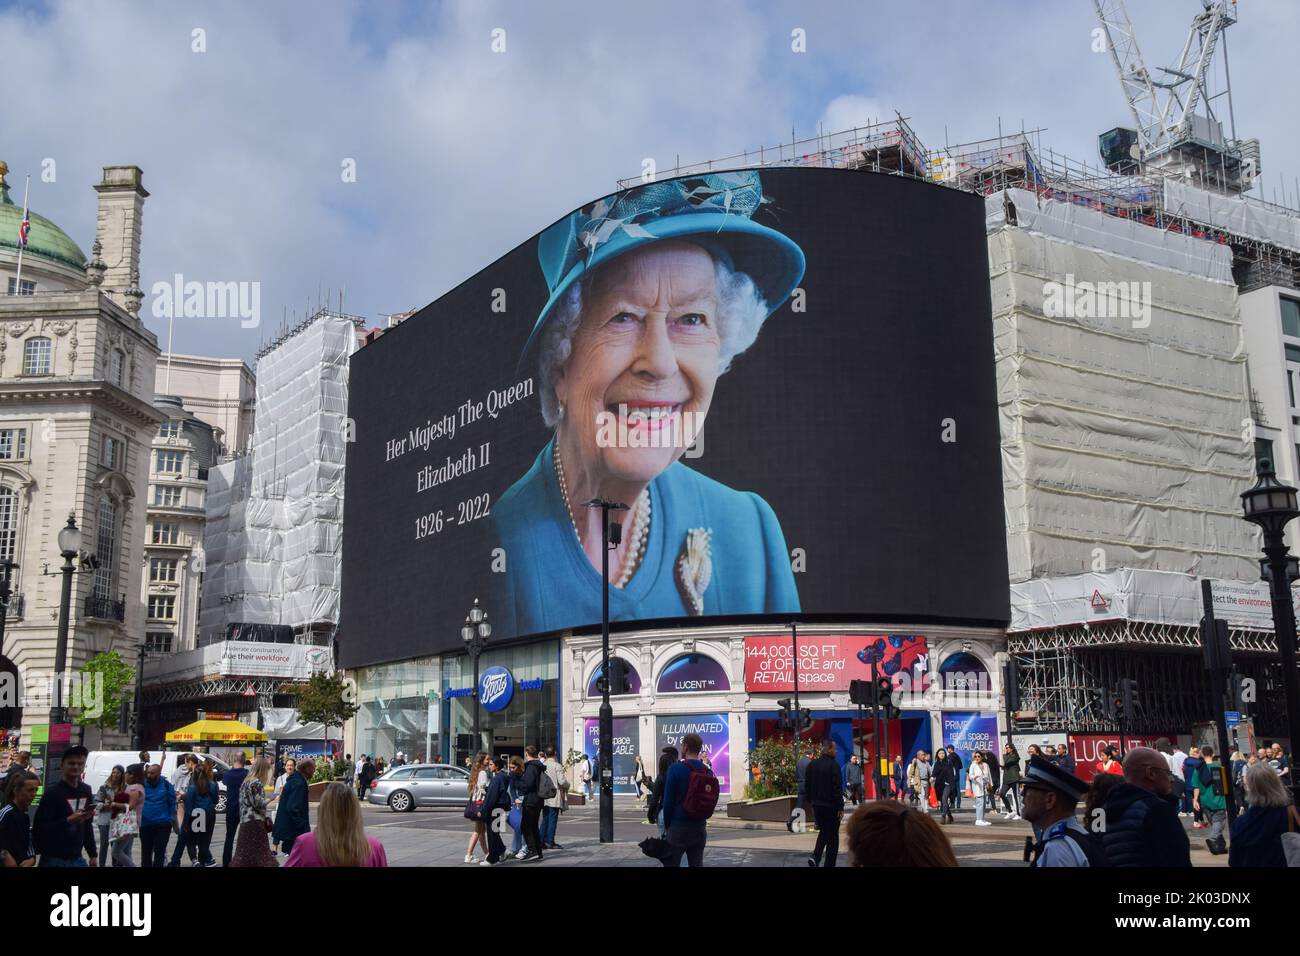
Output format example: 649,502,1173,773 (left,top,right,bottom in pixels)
163,798,1231,868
